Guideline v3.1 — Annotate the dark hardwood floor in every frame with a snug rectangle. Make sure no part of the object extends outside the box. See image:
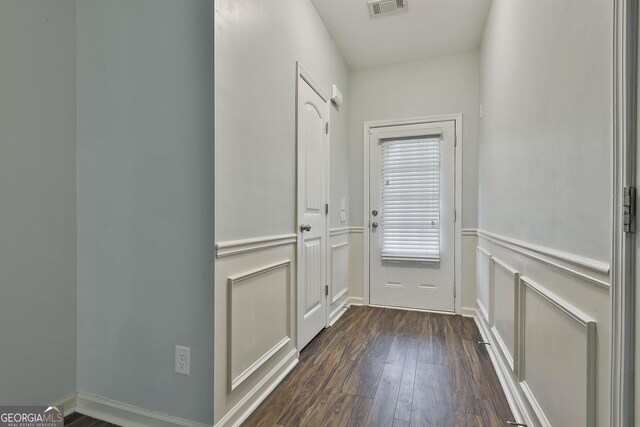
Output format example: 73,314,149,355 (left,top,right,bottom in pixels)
242,306,513,427
64,413,119,427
